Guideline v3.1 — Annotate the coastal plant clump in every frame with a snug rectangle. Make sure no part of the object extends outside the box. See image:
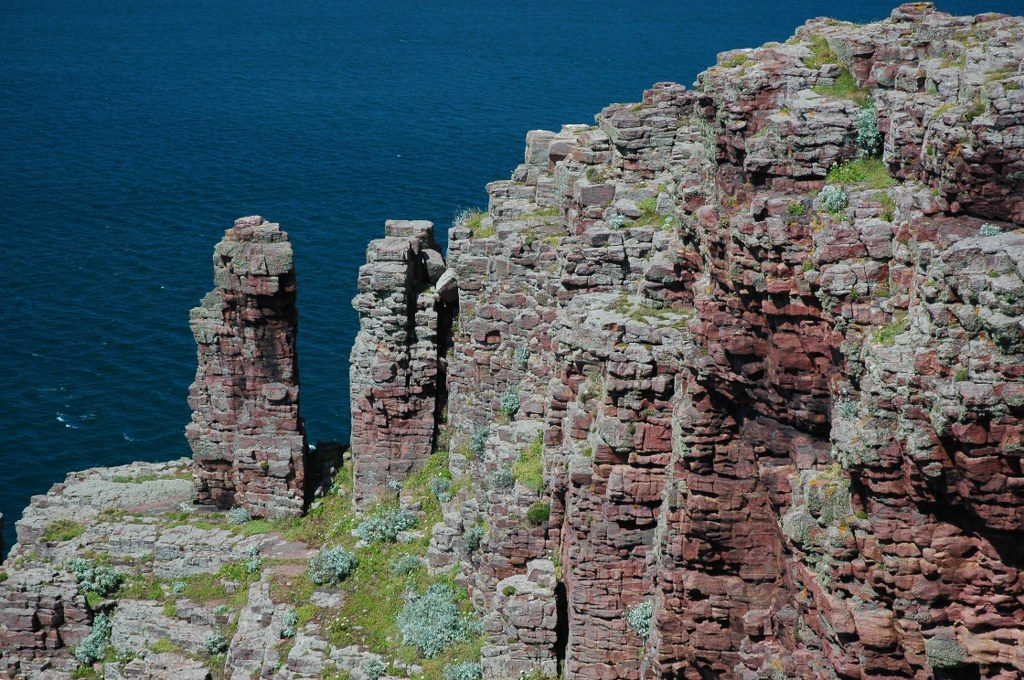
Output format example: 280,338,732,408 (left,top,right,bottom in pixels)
490,468,515,491
362,657,388,680
462,524,485,554
857,106,882,157
70,558,123,597
228,507,251,524
470,426,489,458
979,223,1001,236
308,546,358,585
499,385,521,418
74,613,112,664
429,476,452,502
355,506,418,543
626,600,655,640
204,631,228,655
818,186,849,215
444,661,483,680
925,634,968,668
396,583,478,658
